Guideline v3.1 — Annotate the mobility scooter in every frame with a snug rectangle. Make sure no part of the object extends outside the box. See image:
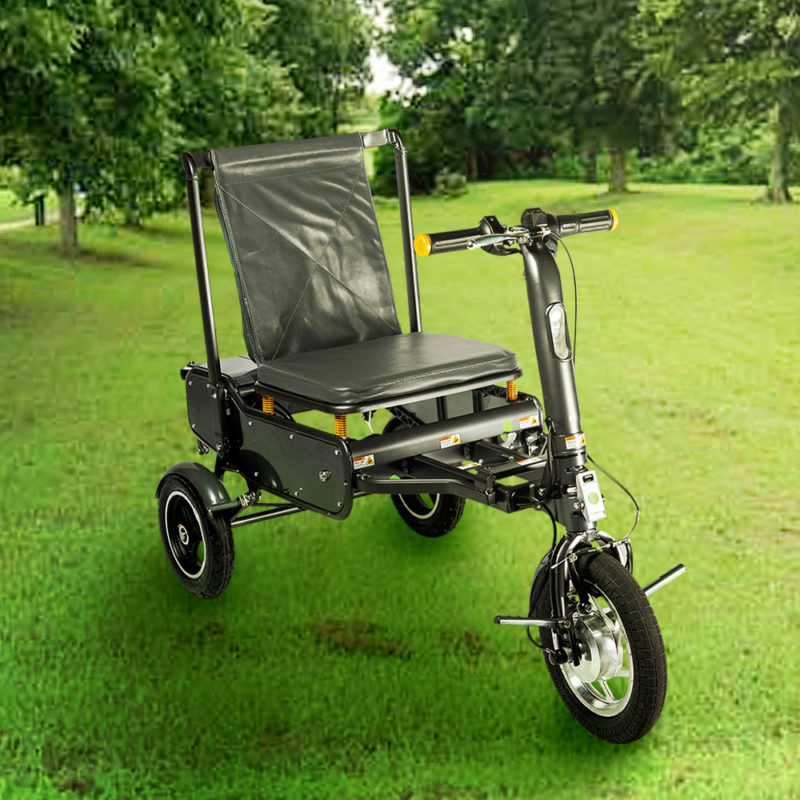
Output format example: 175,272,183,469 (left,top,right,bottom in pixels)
156,129,684,742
